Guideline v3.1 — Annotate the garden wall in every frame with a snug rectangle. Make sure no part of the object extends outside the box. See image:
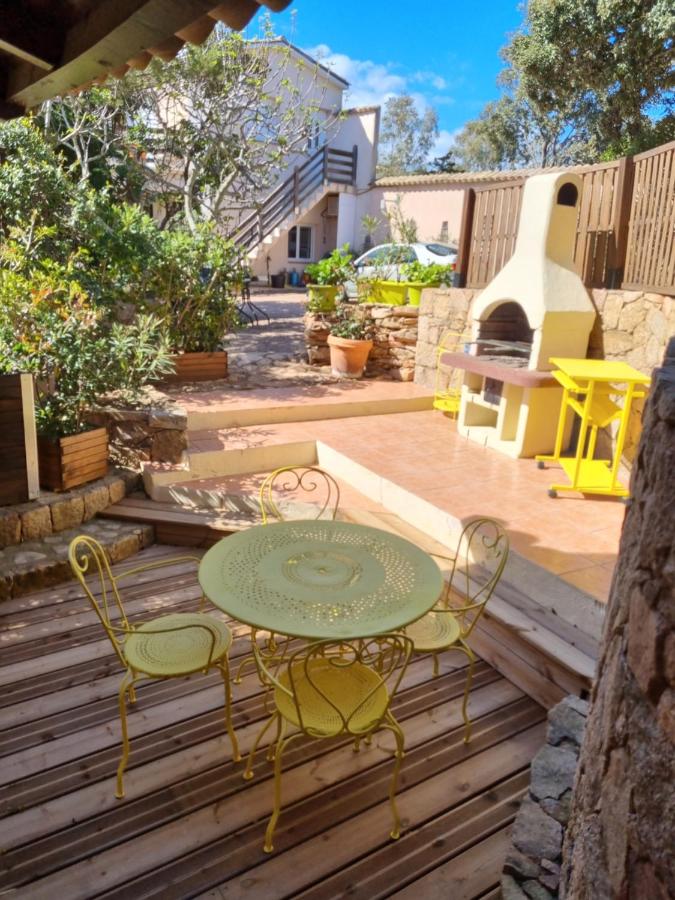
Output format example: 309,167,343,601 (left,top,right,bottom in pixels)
86,406,188,468
304,303,419,381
